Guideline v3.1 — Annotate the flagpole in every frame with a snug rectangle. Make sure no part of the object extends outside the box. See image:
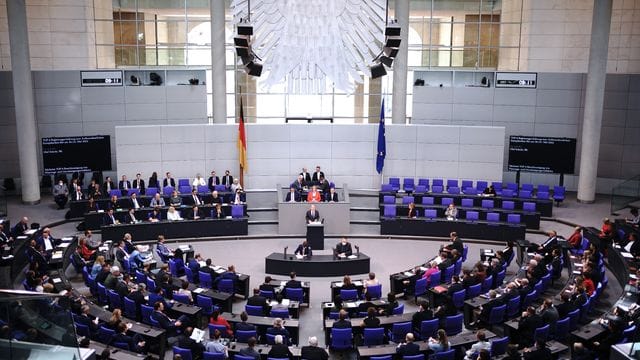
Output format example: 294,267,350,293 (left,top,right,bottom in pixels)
238,87,245,187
